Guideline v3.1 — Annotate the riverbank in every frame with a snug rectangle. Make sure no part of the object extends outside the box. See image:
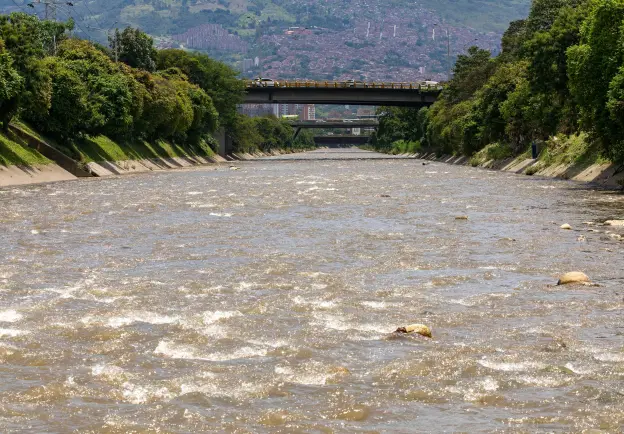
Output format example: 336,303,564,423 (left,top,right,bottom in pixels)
409,152,624,189
0,124,301,187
